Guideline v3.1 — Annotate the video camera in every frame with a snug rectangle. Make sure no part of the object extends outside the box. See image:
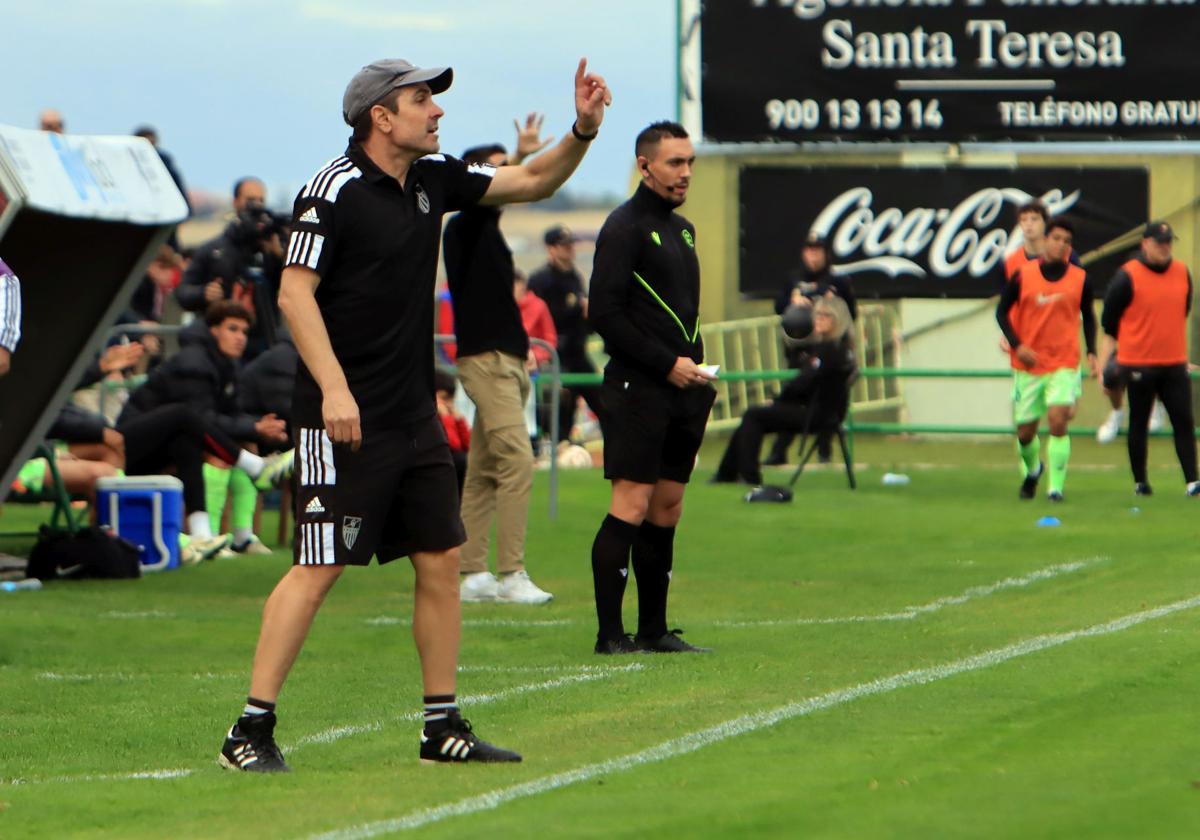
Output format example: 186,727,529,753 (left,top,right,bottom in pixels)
230,201,288,247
